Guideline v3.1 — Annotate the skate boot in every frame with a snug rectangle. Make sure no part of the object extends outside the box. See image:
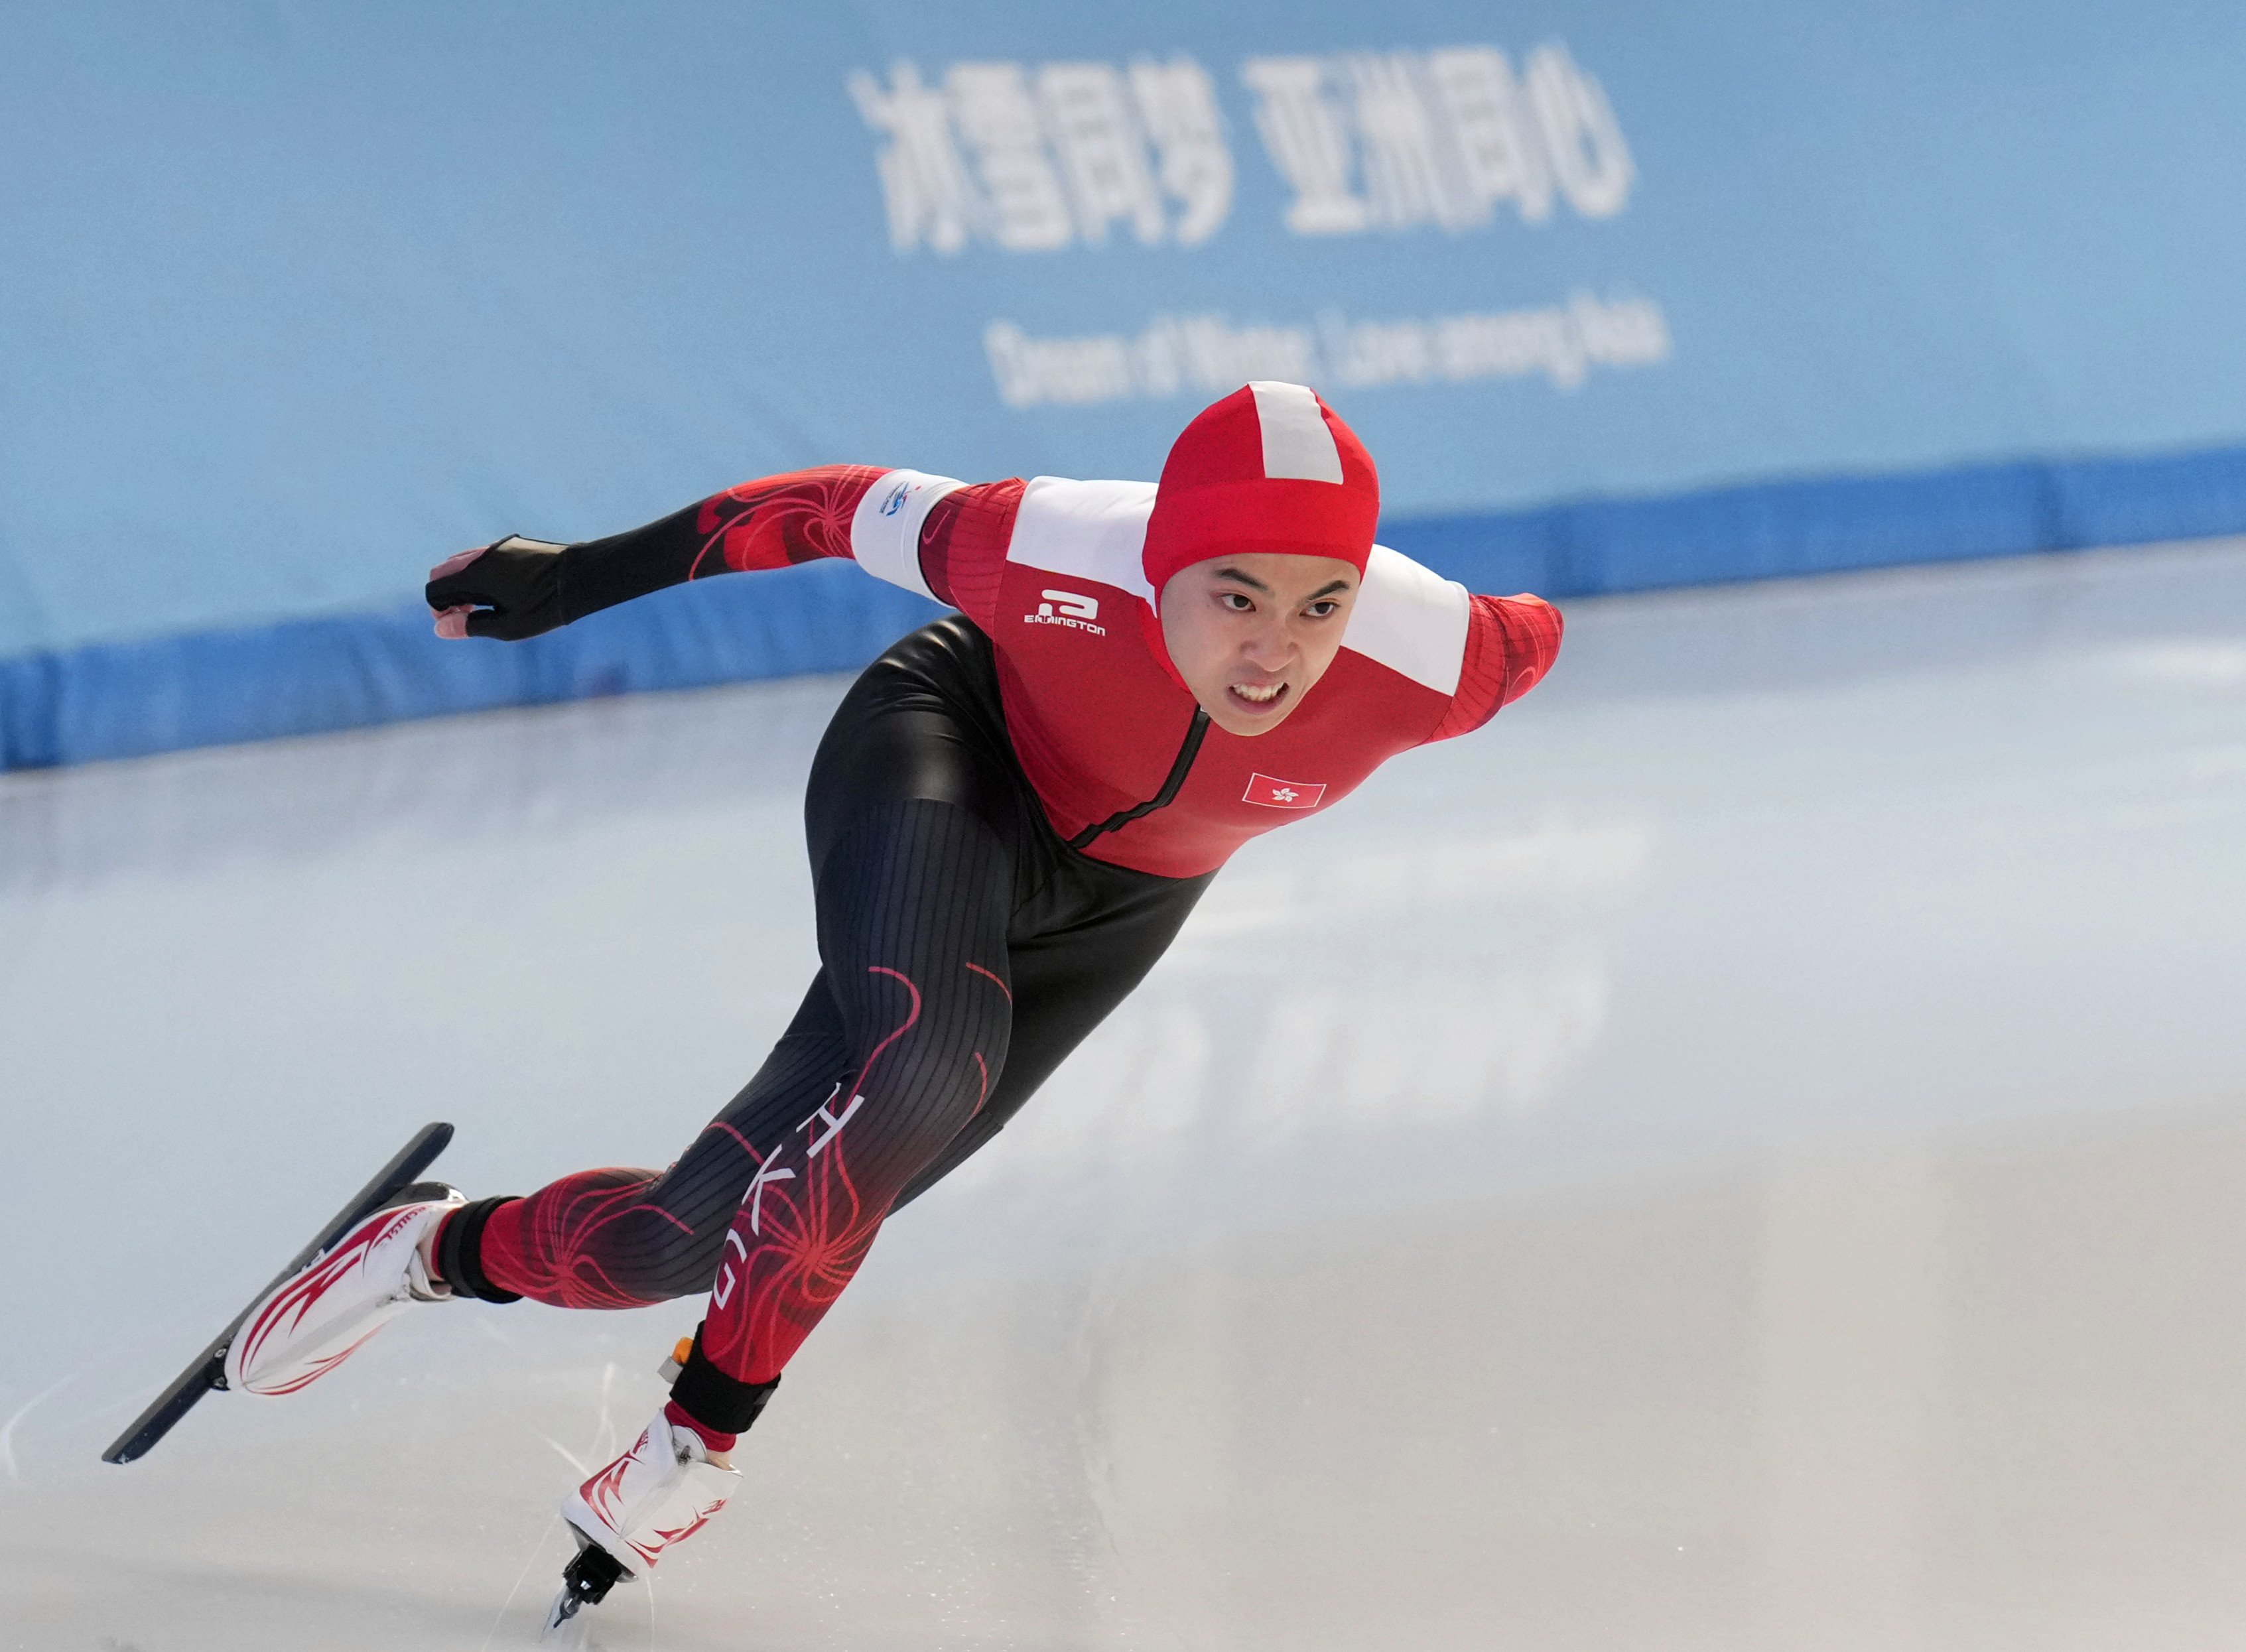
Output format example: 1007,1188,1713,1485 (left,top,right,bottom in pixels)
222,1183,464,1395
547,1407,740,1630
